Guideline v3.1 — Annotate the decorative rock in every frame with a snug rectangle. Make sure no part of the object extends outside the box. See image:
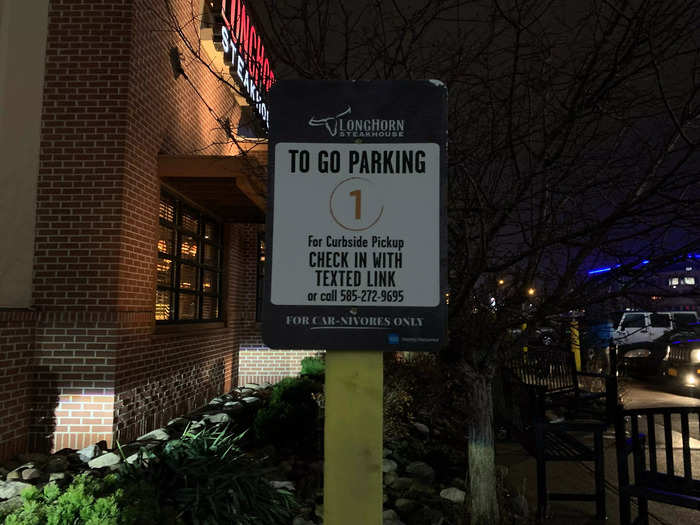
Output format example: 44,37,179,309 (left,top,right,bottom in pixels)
395,498,418,515
383,448,392,458
77,444,101,463
412,422,430,436
383,471,398,487
239,388,255,396
137,428,170,441
0,480,33,499
407,480,437,498
383,509,399,521
382,458,398,473
49,472,69,483
292,517,315,525
244,383,264,390
5,469,20,481
405,461,435,482
203,413,230,424
167,417,189,429
21,468,41,481
0,495,22,516
390,477,413,491
46,456,69,473
87,452,121,469
223,401,244,412
440,487,466,504
241,396,260,405
270,480,295,491
209,397,225,405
